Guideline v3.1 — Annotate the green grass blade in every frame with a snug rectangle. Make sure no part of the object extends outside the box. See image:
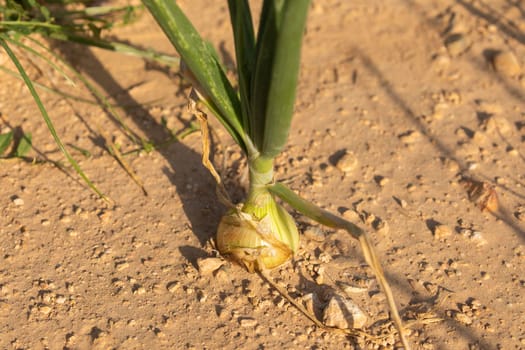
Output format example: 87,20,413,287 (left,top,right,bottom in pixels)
14,132,32,157
4,35,76,86
67,143,92,158
0,20,63,32
228,0,256,137
252,0,310,158
0,131,14,155
48,31,180,68
23,35,143,145
0,65,109,105
0,37,109,201
142,0,247,152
